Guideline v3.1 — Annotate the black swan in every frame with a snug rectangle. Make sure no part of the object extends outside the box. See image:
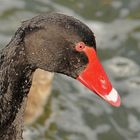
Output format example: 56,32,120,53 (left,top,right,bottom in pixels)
0,13,120,140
